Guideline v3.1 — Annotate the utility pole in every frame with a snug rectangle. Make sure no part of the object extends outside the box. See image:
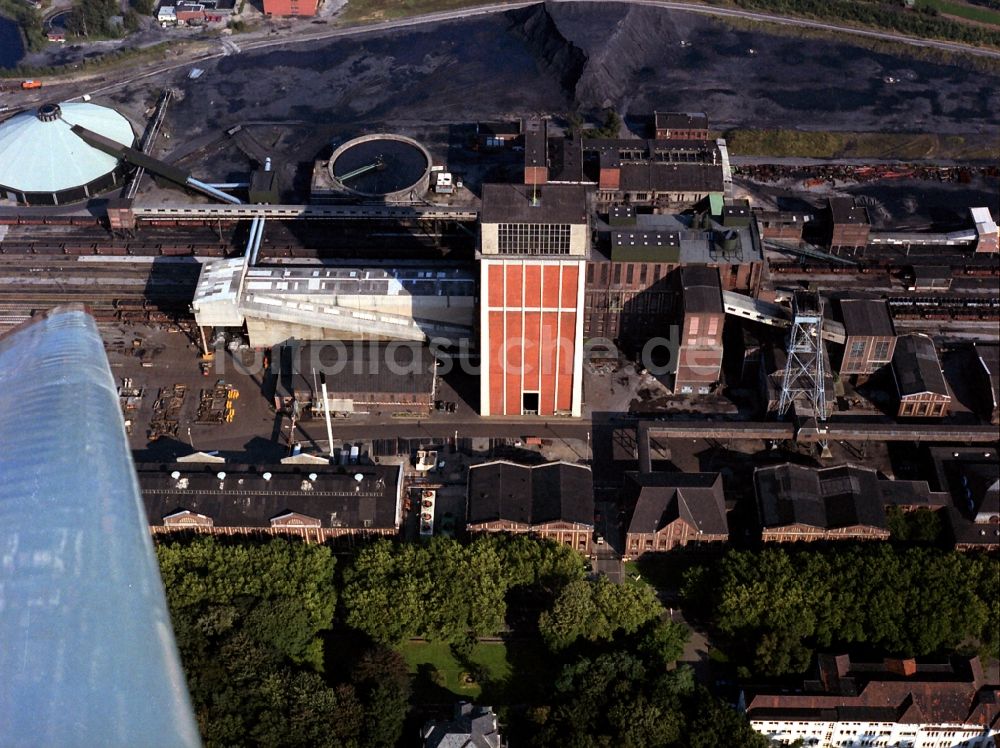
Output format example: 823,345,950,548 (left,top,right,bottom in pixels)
319,371,334,458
